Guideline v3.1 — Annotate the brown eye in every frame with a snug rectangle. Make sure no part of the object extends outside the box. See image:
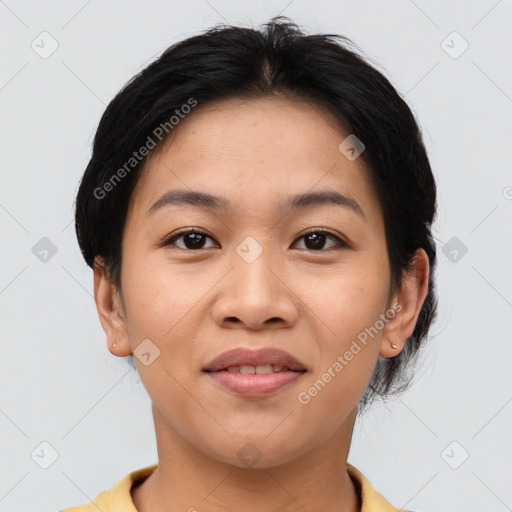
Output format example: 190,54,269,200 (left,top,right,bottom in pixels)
162,228,348,252
163,229,218,250
292,229,348,251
